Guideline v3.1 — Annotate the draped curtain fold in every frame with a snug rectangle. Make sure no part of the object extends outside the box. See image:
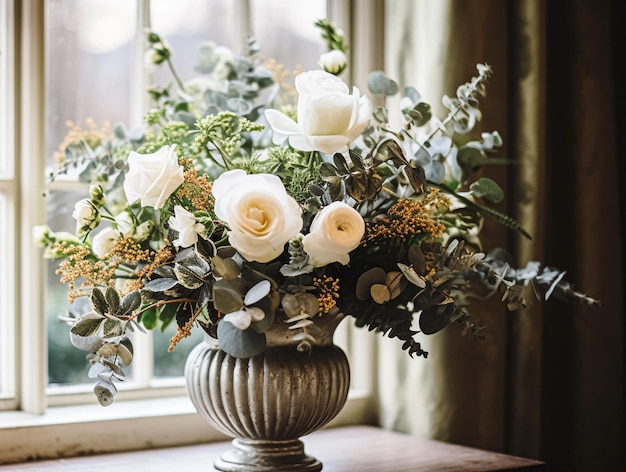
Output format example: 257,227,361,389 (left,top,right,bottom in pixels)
378,1,624,471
